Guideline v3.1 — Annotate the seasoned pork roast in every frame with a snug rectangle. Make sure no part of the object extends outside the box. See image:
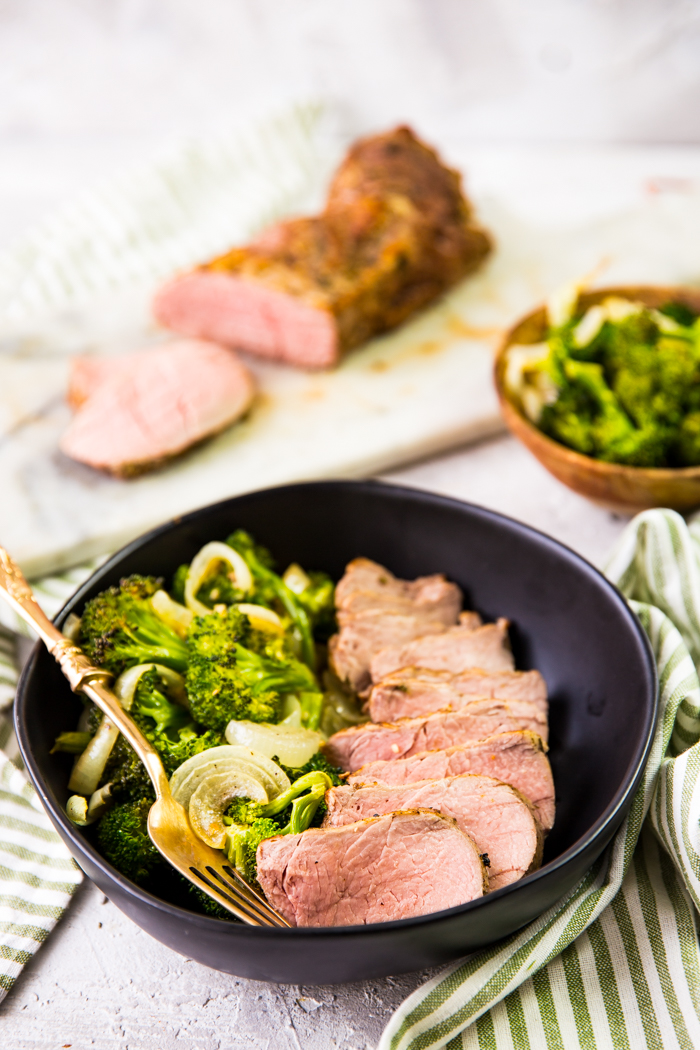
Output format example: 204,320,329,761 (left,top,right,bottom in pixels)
256,810,487,927
347,731,555,831
60,340,255,476
323,700,548,772
153,126,492,368
369,618,514,684
367,666,547,723
329,558,463,693
324,774,542,890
